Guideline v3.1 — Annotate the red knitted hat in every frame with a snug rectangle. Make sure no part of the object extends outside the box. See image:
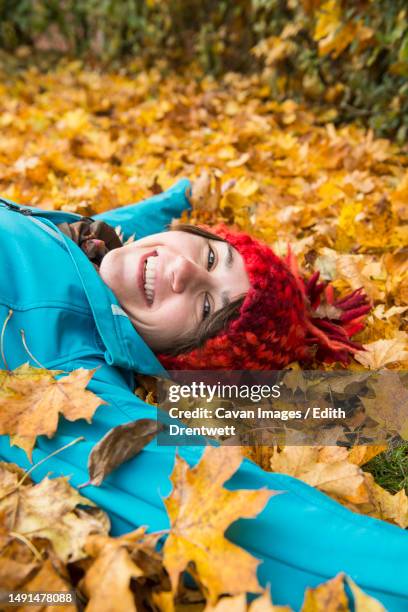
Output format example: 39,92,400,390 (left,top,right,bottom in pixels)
158,225,372,370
